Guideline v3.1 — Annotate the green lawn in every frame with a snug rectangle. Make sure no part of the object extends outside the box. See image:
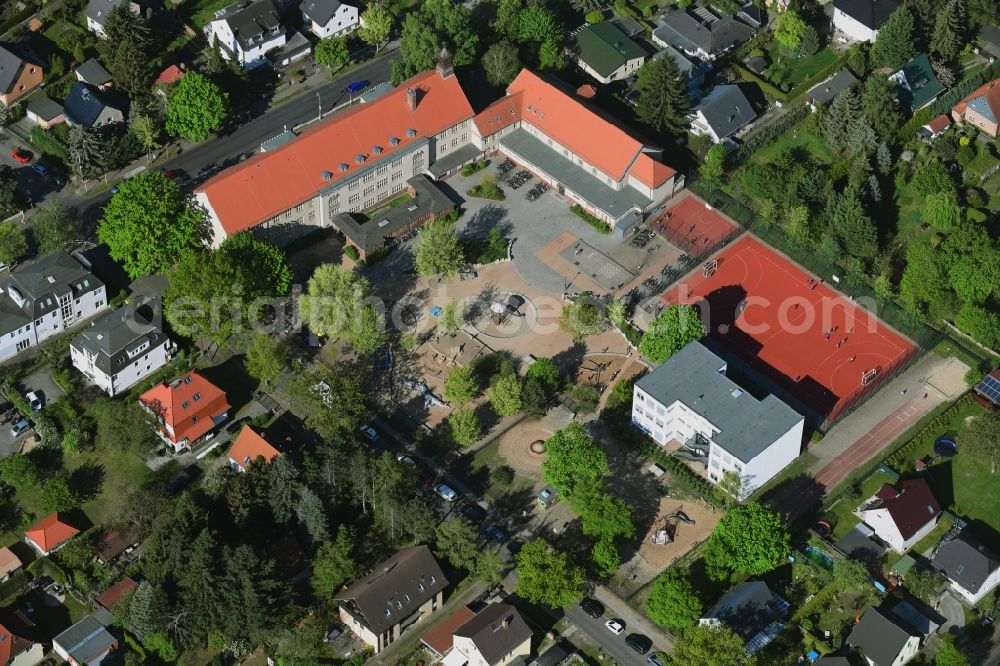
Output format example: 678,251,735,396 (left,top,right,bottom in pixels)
764,46,840,92
824,468,898,539
747,119,834,166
